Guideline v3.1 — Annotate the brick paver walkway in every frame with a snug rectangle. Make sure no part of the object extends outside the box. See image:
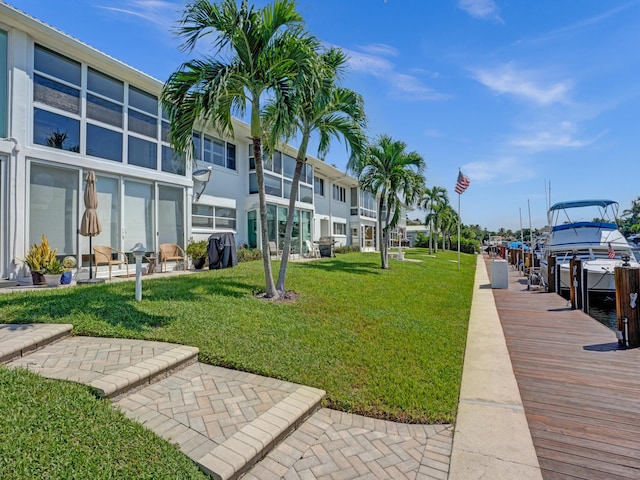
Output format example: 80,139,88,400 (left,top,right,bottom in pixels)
2,324,453,479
